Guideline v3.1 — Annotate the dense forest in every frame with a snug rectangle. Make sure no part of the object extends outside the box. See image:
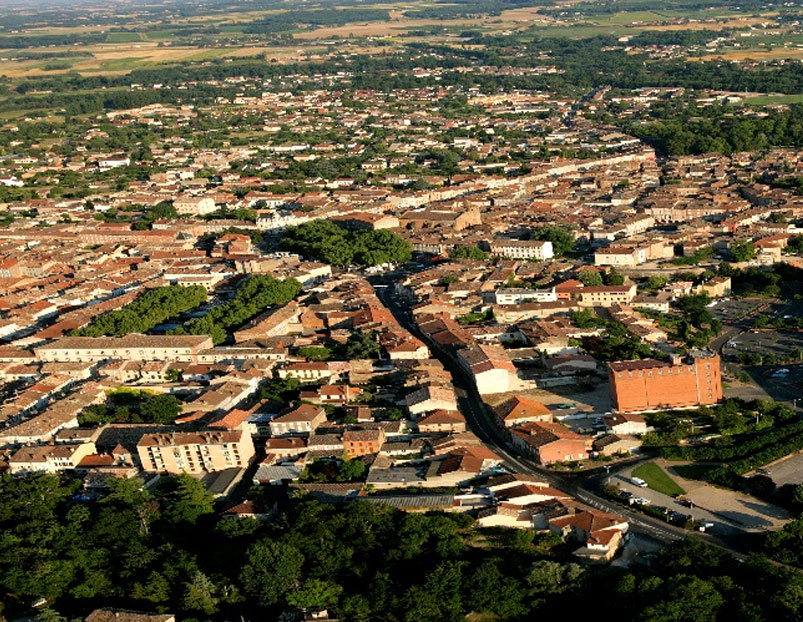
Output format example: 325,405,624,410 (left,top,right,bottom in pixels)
3,473,803,622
